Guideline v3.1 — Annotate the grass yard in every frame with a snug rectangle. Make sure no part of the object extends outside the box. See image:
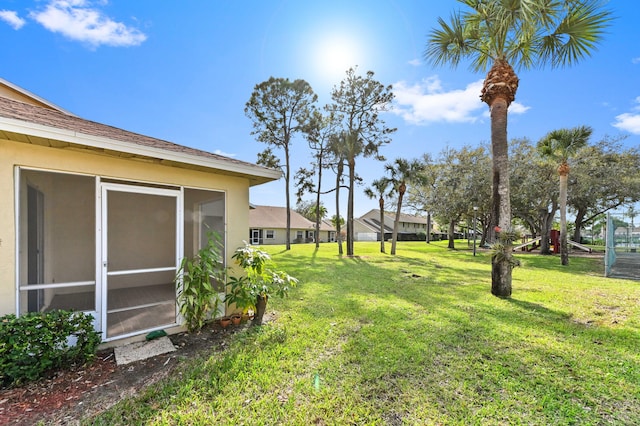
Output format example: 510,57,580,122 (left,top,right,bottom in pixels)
88,241,640,425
